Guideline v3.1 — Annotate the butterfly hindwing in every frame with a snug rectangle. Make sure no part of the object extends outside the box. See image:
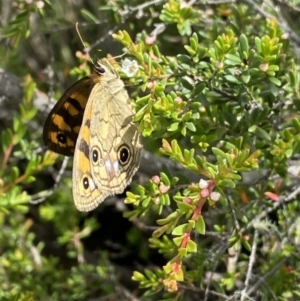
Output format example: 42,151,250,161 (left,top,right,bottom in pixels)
72,91,108,211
